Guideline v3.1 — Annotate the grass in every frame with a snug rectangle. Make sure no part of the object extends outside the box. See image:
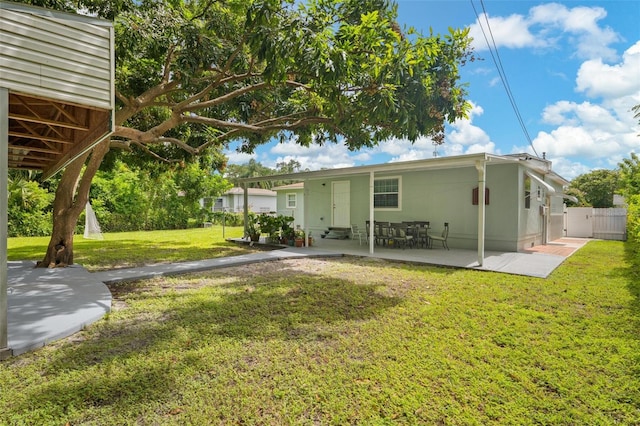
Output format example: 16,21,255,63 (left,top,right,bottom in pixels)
7,226,249,271
1,238,639,424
